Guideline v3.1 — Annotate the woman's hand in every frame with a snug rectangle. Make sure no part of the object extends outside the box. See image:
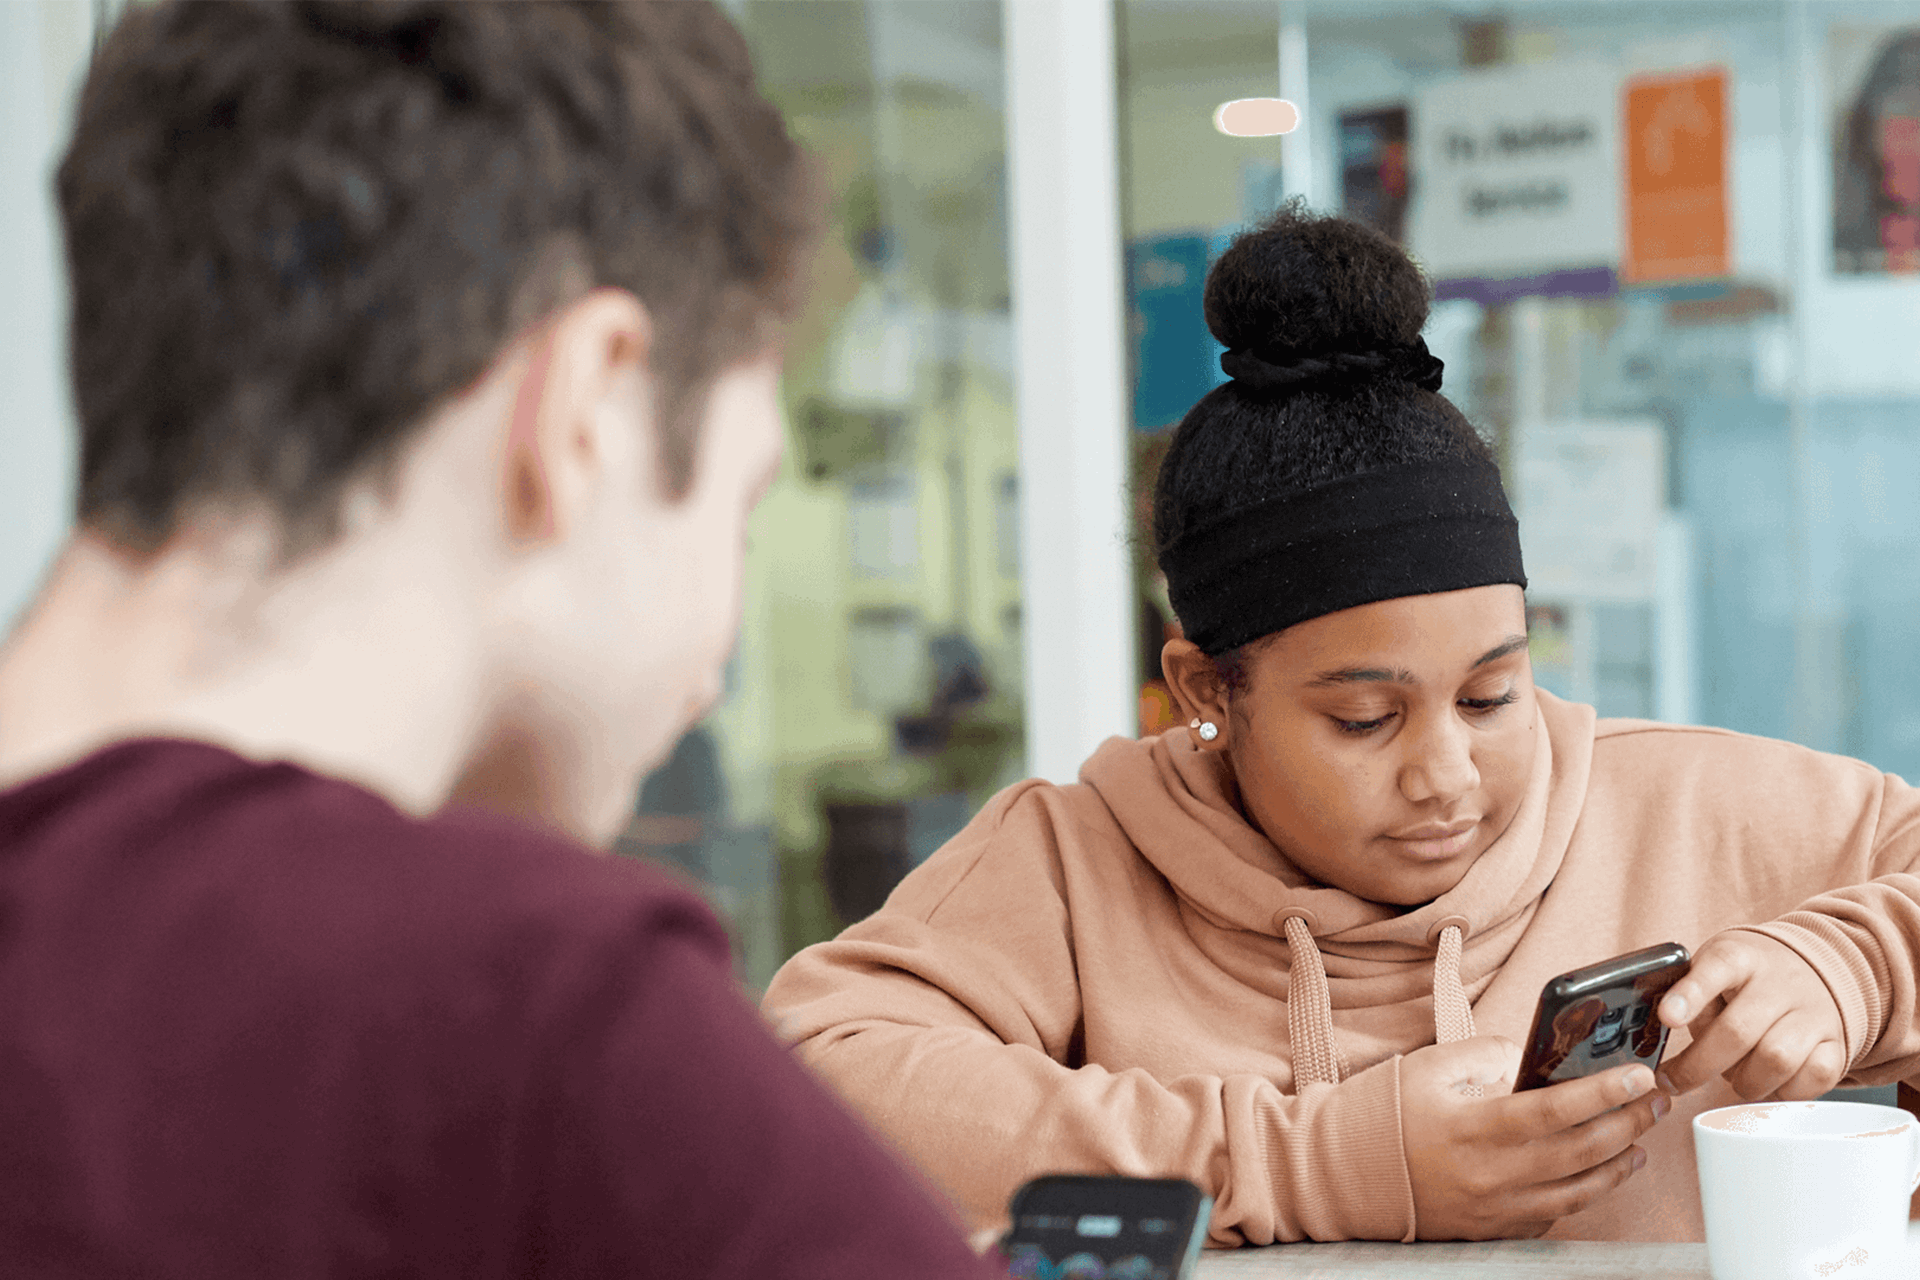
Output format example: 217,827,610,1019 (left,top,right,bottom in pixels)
1656,931,1848,1101
1401,1037,1667,1240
